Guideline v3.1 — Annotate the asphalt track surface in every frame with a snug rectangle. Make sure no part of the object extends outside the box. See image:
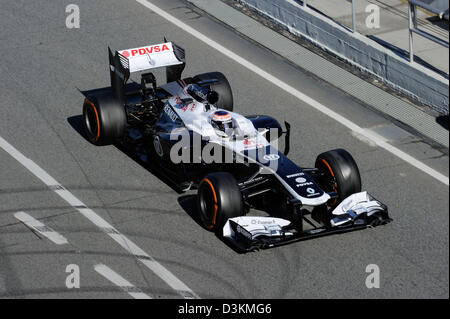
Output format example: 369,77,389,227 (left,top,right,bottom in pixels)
0,0,448,298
